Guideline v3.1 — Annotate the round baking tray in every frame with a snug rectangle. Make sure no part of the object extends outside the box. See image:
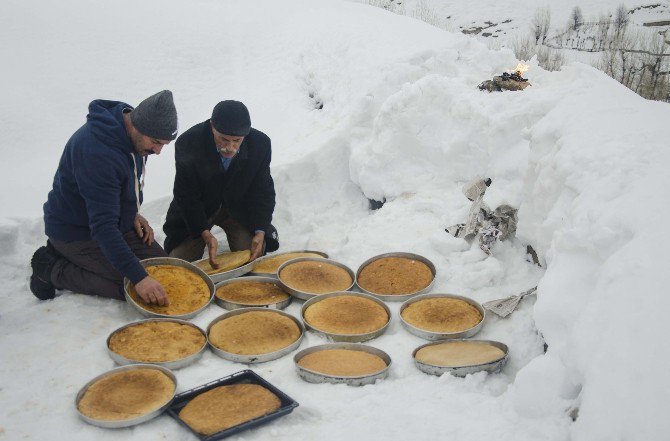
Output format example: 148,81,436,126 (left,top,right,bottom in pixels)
412,339,508,377
248,250,329,277
277,257,356,301
294,343,392,386
106,318,208,370
75,364,177,428
355,252,436,302
123,257,215,320
213,276,292,310
206,308,305,363
192,254,255,284
301,292,391,343
399,293,485,340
